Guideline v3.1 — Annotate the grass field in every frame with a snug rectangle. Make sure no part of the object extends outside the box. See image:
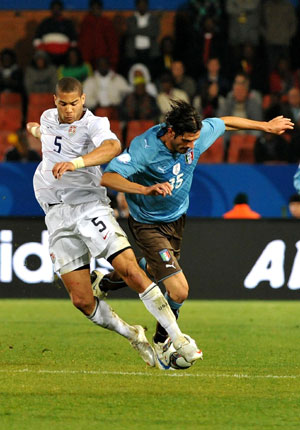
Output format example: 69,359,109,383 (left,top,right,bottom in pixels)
0,299,300,430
